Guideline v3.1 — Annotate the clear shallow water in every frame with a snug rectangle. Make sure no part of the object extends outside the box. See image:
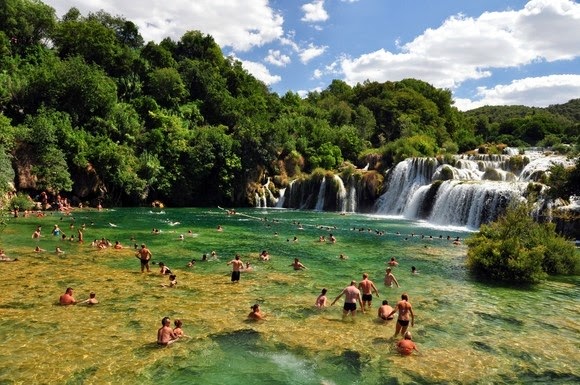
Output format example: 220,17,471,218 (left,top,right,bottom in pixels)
0,207,578,384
